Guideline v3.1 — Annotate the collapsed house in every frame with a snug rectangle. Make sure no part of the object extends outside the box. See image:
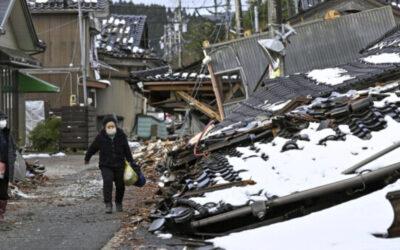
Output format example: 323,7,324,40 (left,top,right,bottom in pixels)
147,24,400,249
